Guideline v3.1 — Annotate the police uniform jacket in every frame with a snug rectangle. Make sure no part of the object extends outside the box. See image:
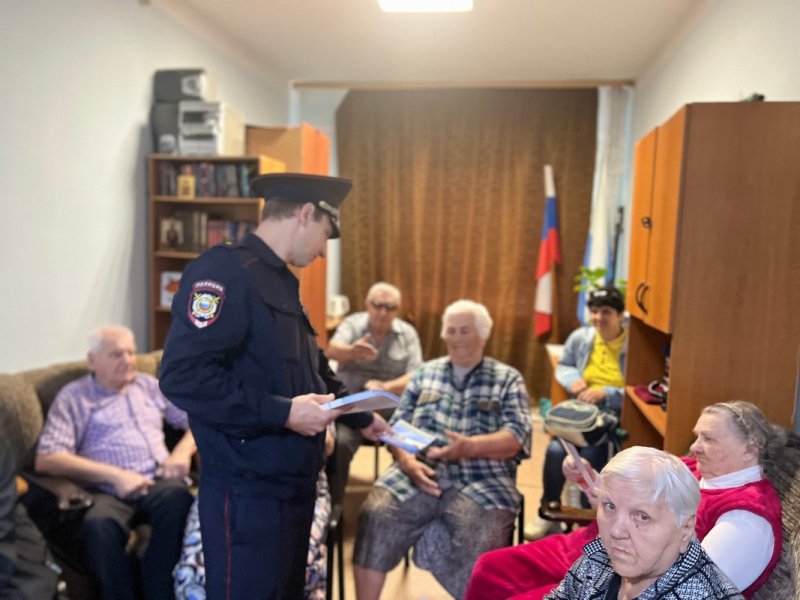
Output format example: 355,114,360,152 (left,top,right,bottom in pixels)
159,233,371,497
